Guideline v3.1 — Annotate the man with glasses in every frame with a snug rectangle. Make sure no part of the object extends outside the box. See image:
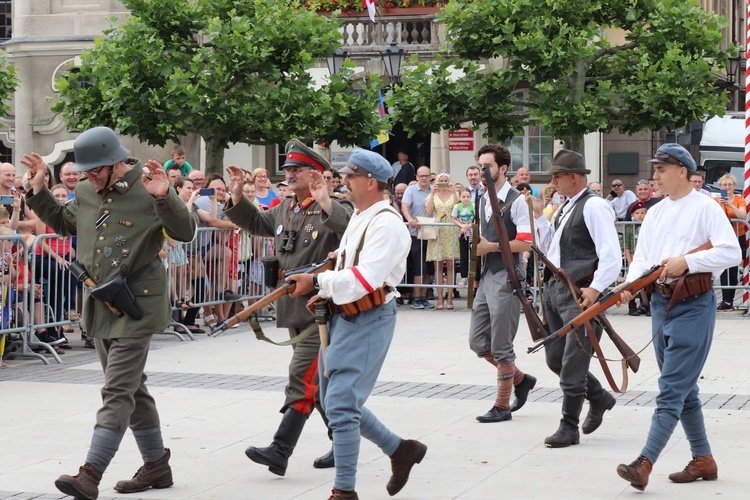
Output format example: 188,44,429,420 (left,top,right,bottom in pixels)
22,126,195,499
224,139,353,477
689,172,711,196
625,180,661,221
606,178,637,220
402,166,435,309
